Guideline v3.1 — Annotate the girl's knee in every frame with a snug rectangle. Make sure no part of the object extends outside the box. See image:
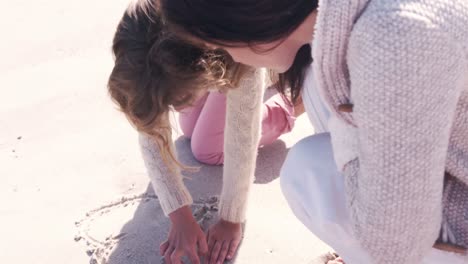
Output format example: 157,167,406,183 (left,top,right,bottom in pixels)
191,140,224,165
